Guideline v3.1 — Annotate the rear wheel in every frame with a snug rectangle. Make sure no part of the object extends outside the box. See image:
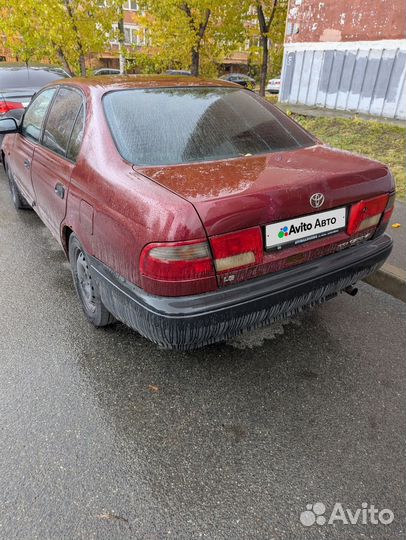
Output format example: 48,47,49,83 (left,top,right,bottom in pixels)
69,234,115,327
5,159,31,210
